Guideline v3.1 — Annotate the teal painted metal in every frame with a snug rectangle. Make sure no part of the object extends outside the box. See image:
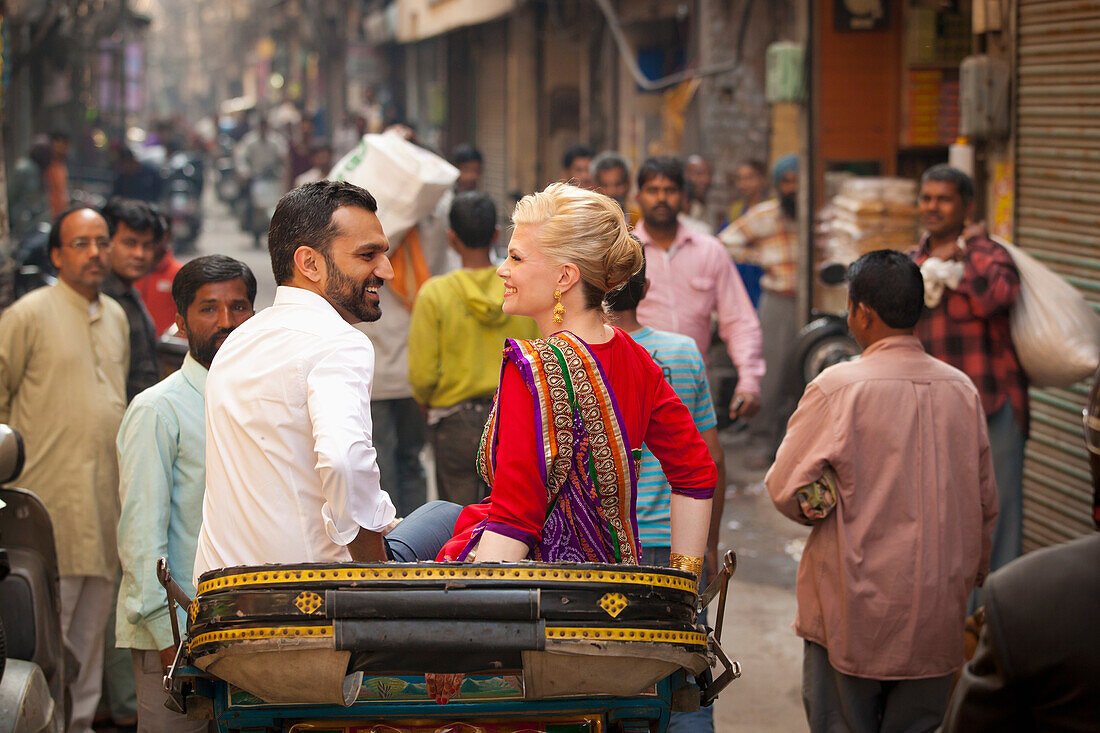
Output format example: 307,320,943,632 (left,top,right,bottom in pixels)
183,669,683,732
